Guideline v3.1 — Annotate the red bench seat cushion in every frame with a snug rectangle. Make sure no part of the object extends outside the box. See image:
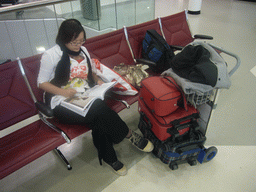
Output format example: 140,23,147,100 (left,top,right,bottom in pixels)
0,120,65,180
